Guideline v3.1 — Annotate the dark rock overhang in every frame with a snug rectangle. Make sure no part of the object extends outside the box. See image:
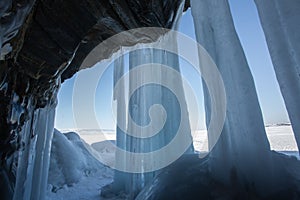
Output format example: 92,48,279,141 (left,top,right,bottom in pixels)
2,0,189,82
